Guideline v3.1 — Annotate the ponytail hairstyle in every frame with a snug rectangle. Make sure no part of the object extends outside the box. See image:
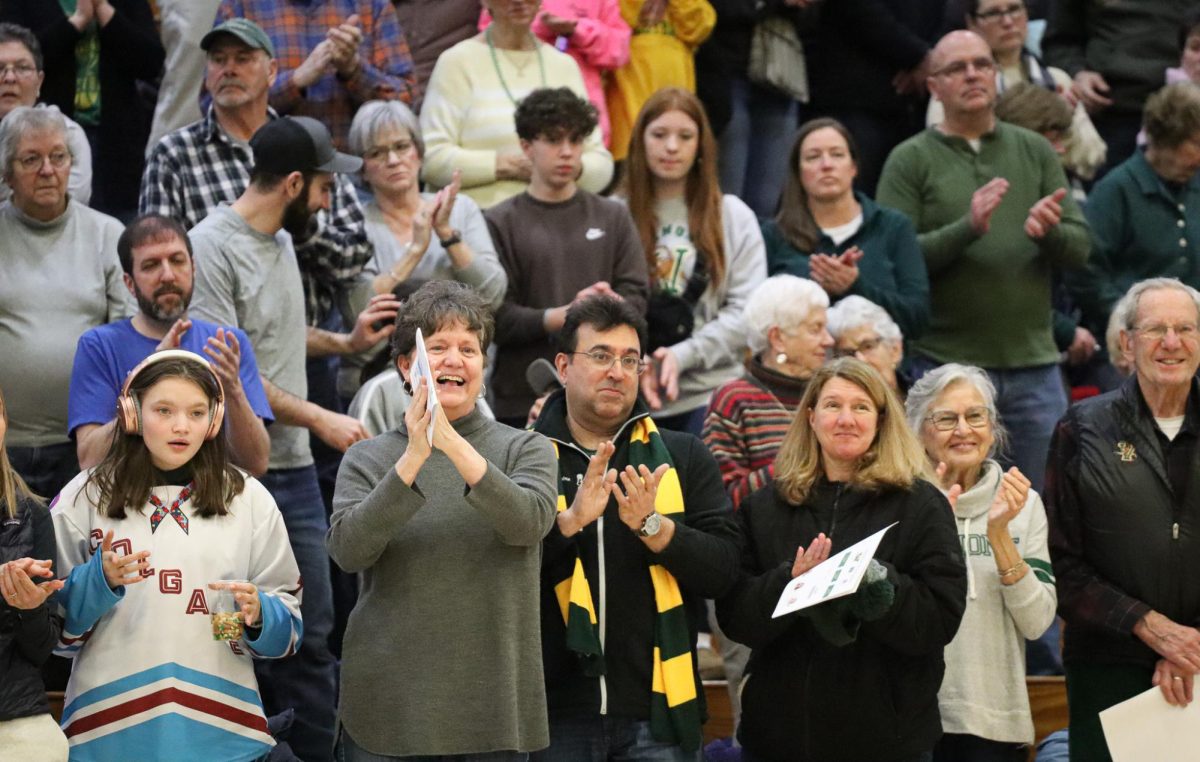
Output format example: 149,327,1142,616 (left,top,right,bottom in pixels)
83,356,244,519
0,386,41,518
622,87,727,291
